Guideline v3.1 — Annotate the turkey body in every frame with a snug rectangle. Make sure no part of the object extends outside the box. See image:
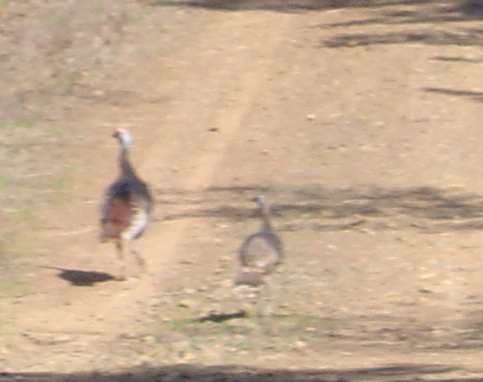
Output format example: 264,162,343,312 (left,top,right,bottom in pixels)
100,178,152,243
234,195,283,287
